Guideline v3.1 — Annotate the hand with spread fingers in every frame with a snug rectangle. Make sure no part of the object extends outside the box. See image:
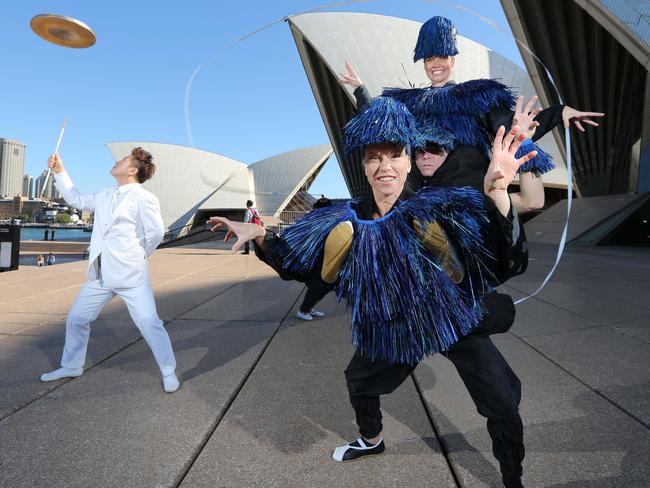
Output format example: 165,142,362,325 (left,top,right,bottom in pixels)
485,125,538,216
207,216,265,253
512,95,542,139
562,106,605,132
338,61,363,88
